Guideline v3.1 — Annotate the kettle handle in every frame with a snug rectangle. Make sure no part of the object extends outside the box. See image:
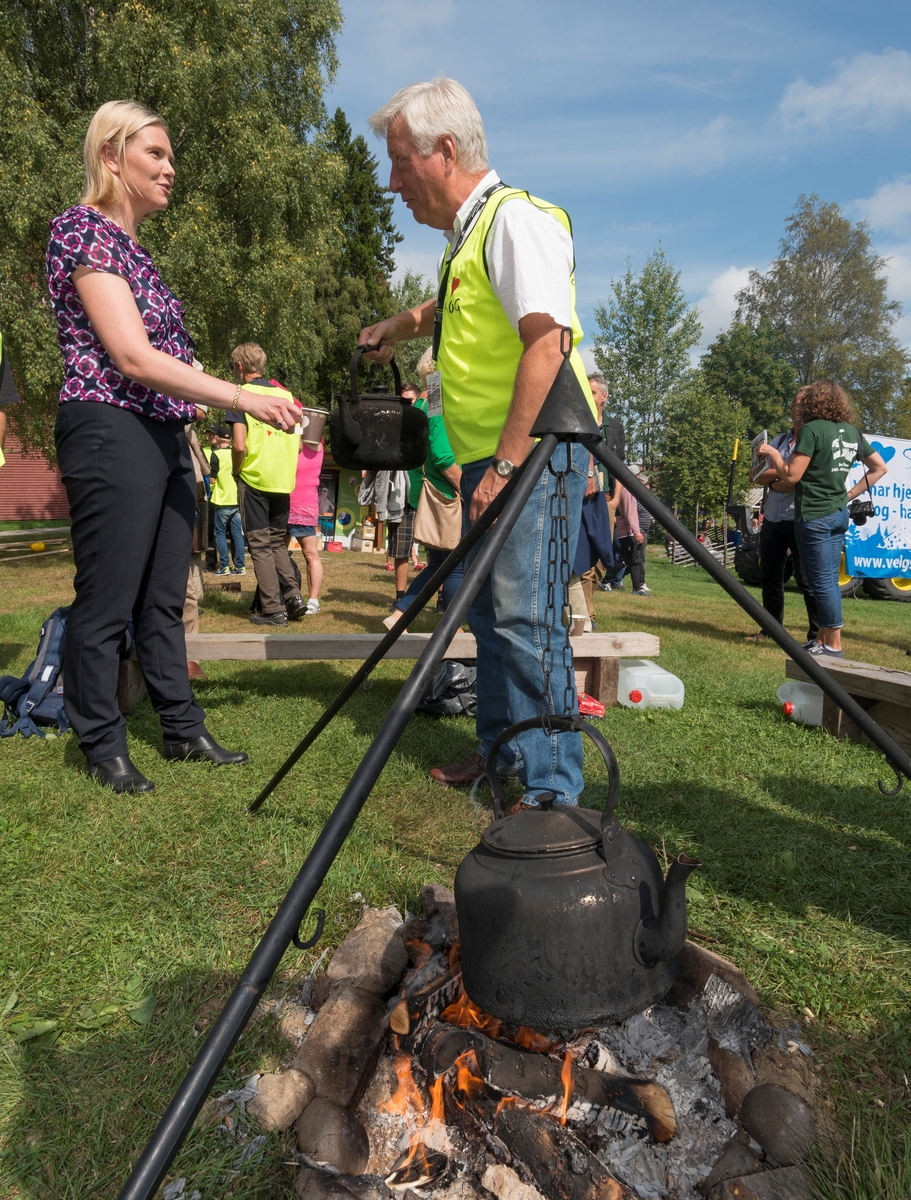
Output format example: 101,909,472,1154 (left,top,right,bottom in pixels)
485,714,620,822
348,344,403,402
